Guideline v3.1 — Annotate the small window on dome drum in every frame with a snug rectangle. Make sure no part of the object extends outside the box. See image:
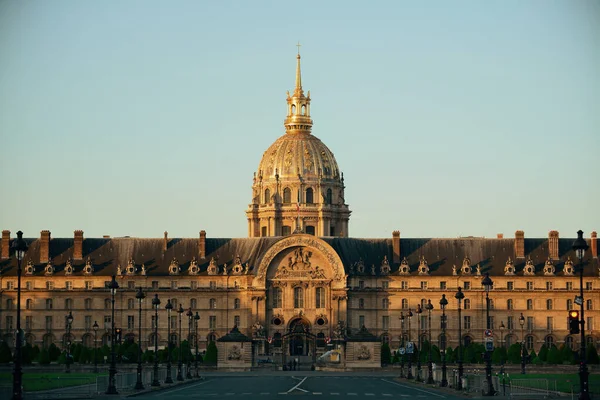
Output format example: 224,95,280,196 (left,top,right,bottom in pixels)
306,226,315,236
282,226,291,236
283,188,291,204
264,188,271,204
306,188,314,204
